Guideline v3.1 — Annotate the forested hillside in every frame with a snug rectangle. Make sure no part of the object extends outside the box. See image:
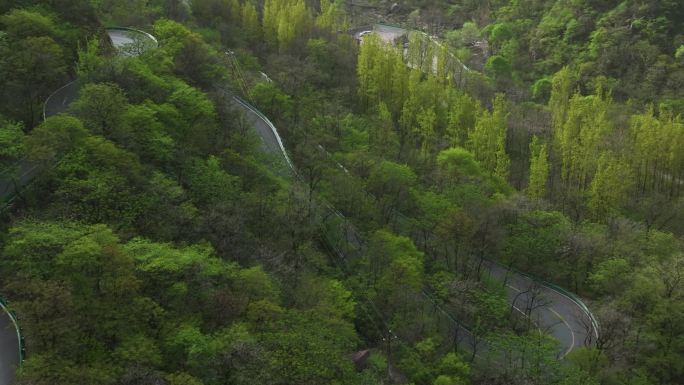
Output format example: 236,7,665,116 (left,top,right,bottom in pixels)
0,1,682,385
